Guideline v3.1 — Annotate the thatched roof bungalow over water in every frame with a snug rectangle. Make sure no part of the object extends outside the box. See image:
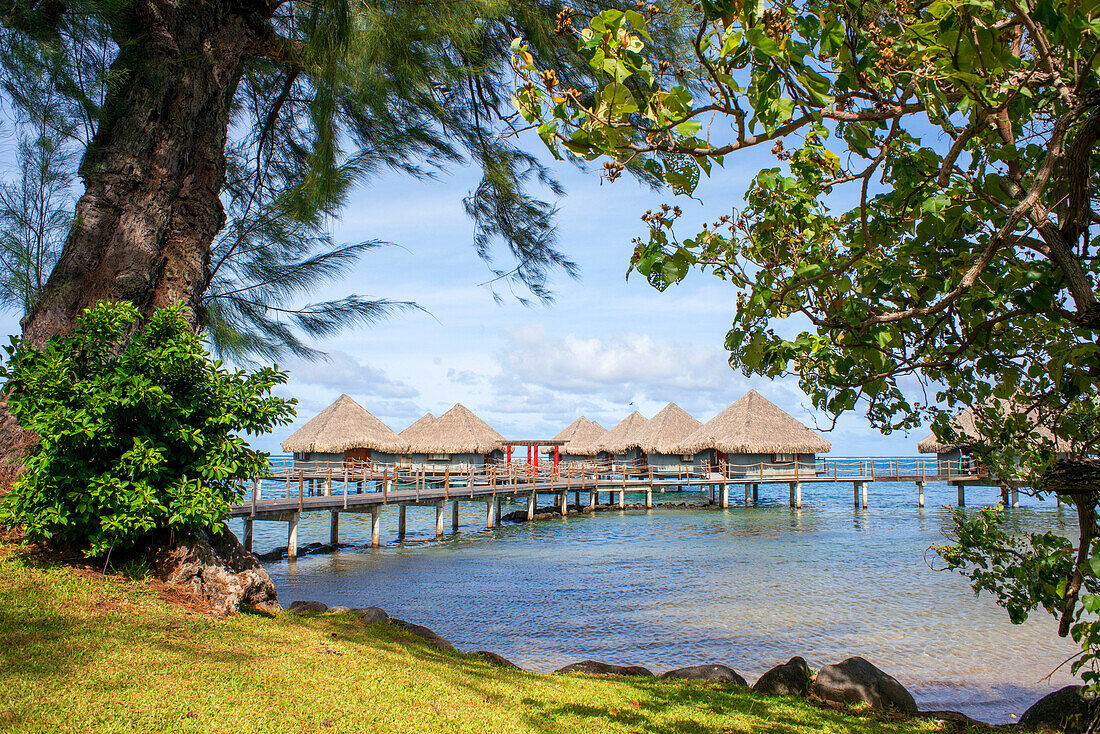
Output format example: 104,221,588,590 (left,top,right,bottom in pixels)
677,390,830,476
599,411,651,465
281,394,407,467
641,402,703,471
401,403,505,470
553,417,608,462
918,403,1057,474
